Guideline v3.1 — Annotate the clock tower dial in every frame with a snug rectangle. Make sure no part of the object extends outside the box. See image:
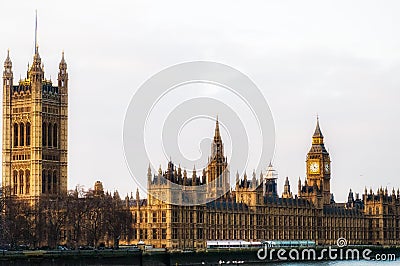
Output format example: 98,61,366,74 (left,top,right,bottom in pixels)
324,162,330,173
309,161,320,174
